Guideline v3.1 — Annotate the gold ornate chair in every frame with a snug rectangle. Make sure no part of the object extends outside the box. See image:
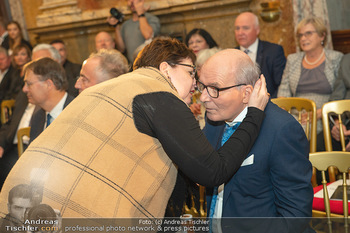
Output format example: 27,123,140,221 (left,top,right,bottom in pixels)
271,97,318,186
17,127,31,158
309,151,350,233
1,99,15,124
322,99,350,182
